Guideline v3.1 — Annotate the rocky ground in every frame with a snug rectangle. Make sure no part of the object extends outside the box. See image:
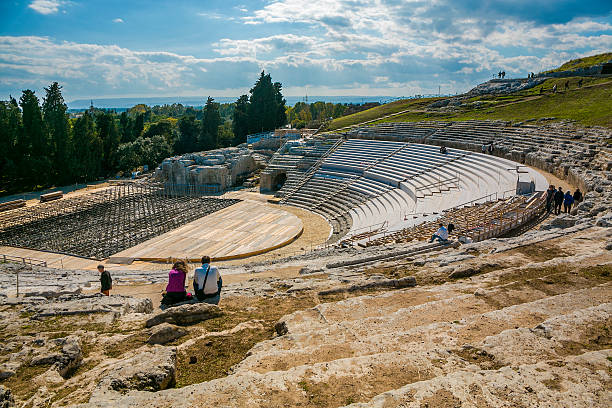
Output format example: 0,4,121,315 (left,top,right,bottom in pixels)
0,210,610,407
